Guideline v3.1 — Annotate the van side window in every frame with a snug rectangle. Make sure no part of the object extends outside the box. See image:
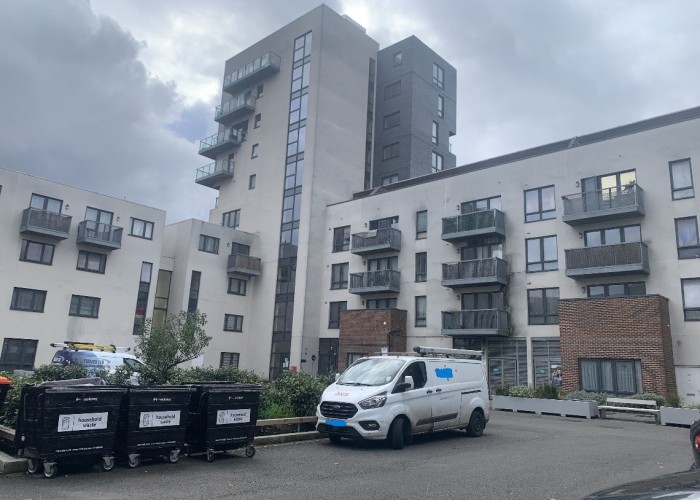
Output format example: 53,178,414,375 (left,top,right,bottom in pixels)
400,361,427,389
